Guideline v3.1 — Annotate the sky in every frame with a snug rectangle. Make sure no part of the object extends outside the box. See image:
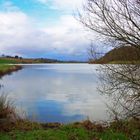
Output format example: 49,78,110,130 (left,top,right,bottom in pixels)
0,0,101,61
